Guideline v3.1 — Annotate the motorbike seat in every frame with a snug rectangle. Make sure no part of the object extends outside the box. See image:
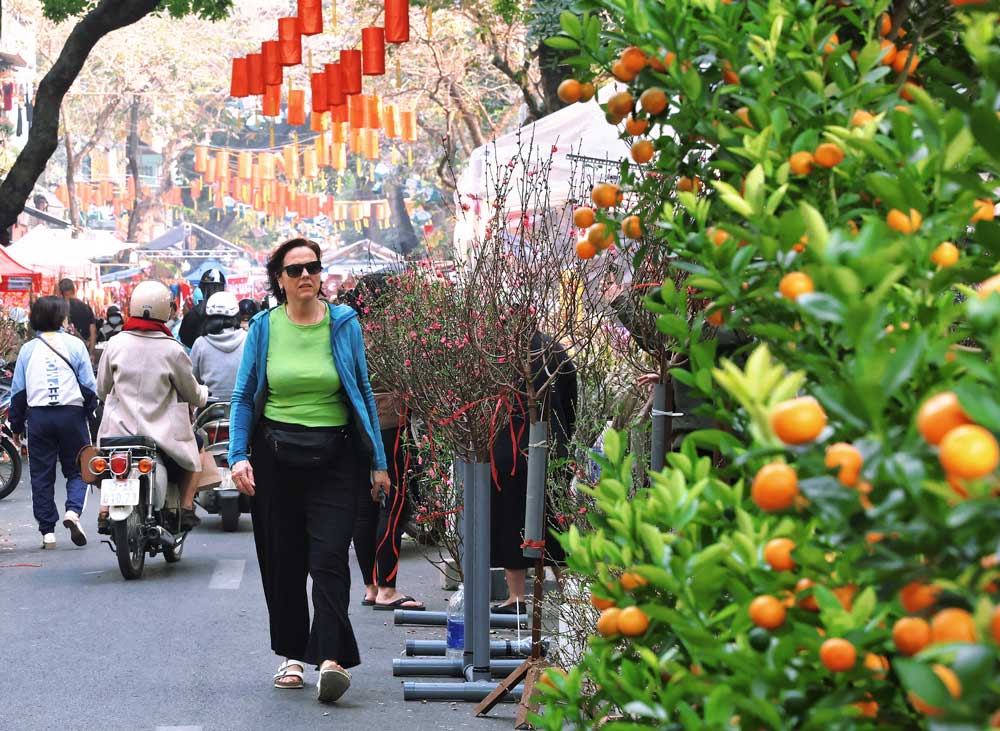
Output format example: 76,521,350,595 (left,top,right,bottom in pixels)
99,435,159,450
